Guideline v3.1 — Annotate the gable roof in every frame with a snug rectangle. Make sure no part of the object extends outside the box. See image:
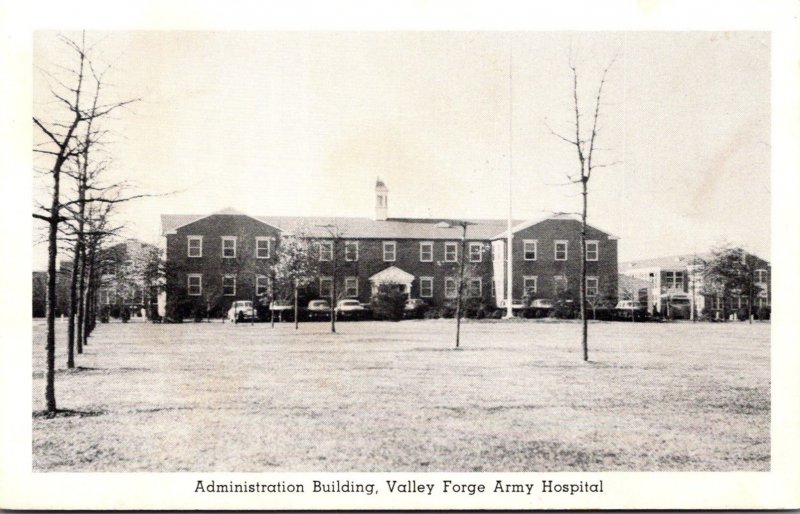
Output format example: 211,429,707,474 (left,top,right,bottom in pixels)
620,253,712,272
491,213,619,240
161,208,283,235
